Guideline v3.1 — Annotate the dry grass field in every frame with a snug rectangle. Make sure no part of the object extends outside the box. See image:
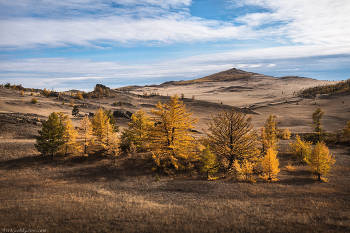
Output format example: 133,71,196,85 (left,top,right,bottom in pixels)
1,72,350,232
